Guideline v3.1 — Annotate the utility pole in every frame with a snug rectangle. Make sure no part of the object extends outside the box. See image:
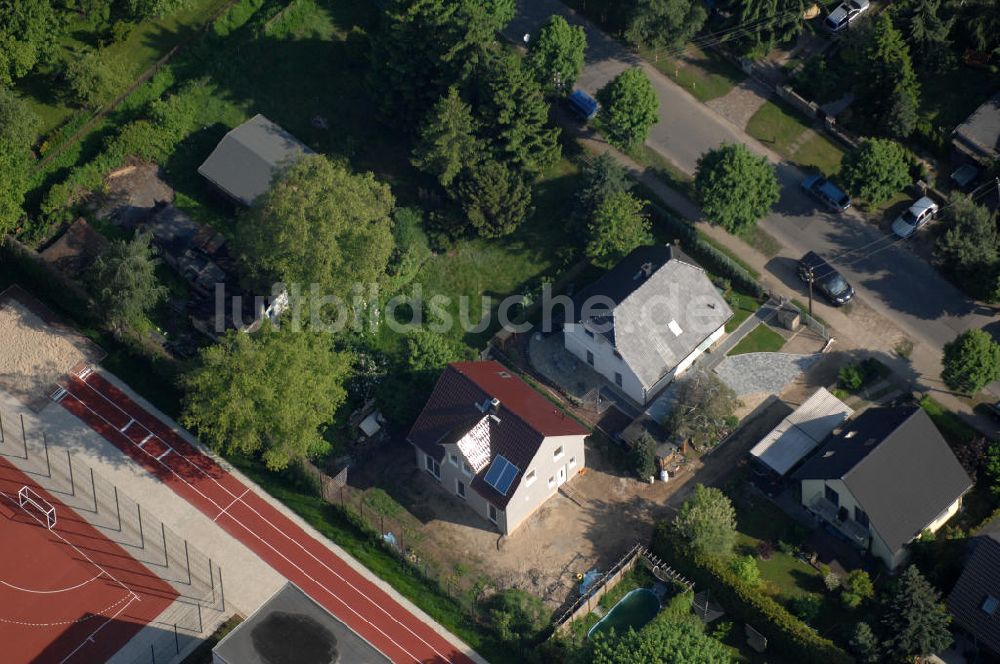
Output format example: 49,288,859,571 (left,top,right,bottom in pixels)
806,265,815,318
